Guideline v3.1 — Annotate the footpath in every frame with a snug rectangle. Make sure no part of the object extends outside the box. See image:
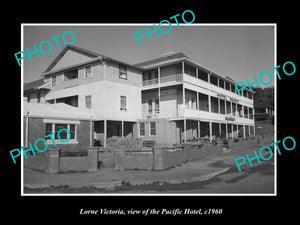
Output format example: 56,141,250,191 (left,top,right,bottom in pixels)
23,143,271,192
